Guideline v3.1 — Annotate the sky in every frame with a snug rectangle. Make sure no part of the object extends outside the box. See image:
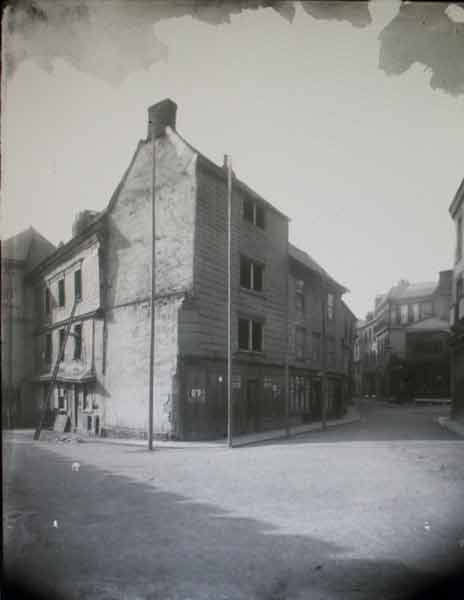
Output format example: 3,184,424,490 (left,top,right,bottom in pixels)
2,1,464,319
